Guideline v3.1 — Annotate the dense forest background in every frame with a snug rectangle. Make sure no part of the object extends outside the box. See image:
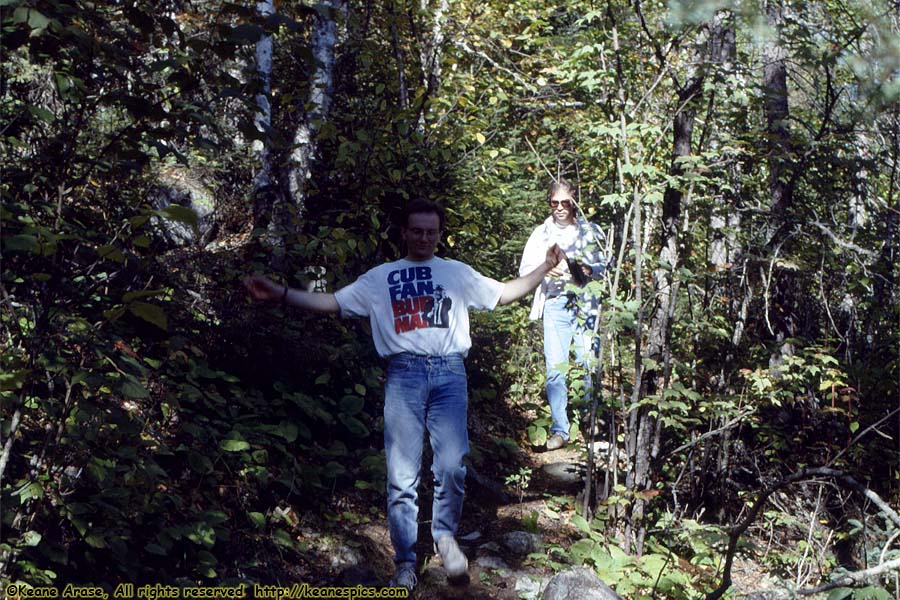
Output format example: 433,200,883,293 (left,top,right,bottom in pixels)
2,0,898,598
